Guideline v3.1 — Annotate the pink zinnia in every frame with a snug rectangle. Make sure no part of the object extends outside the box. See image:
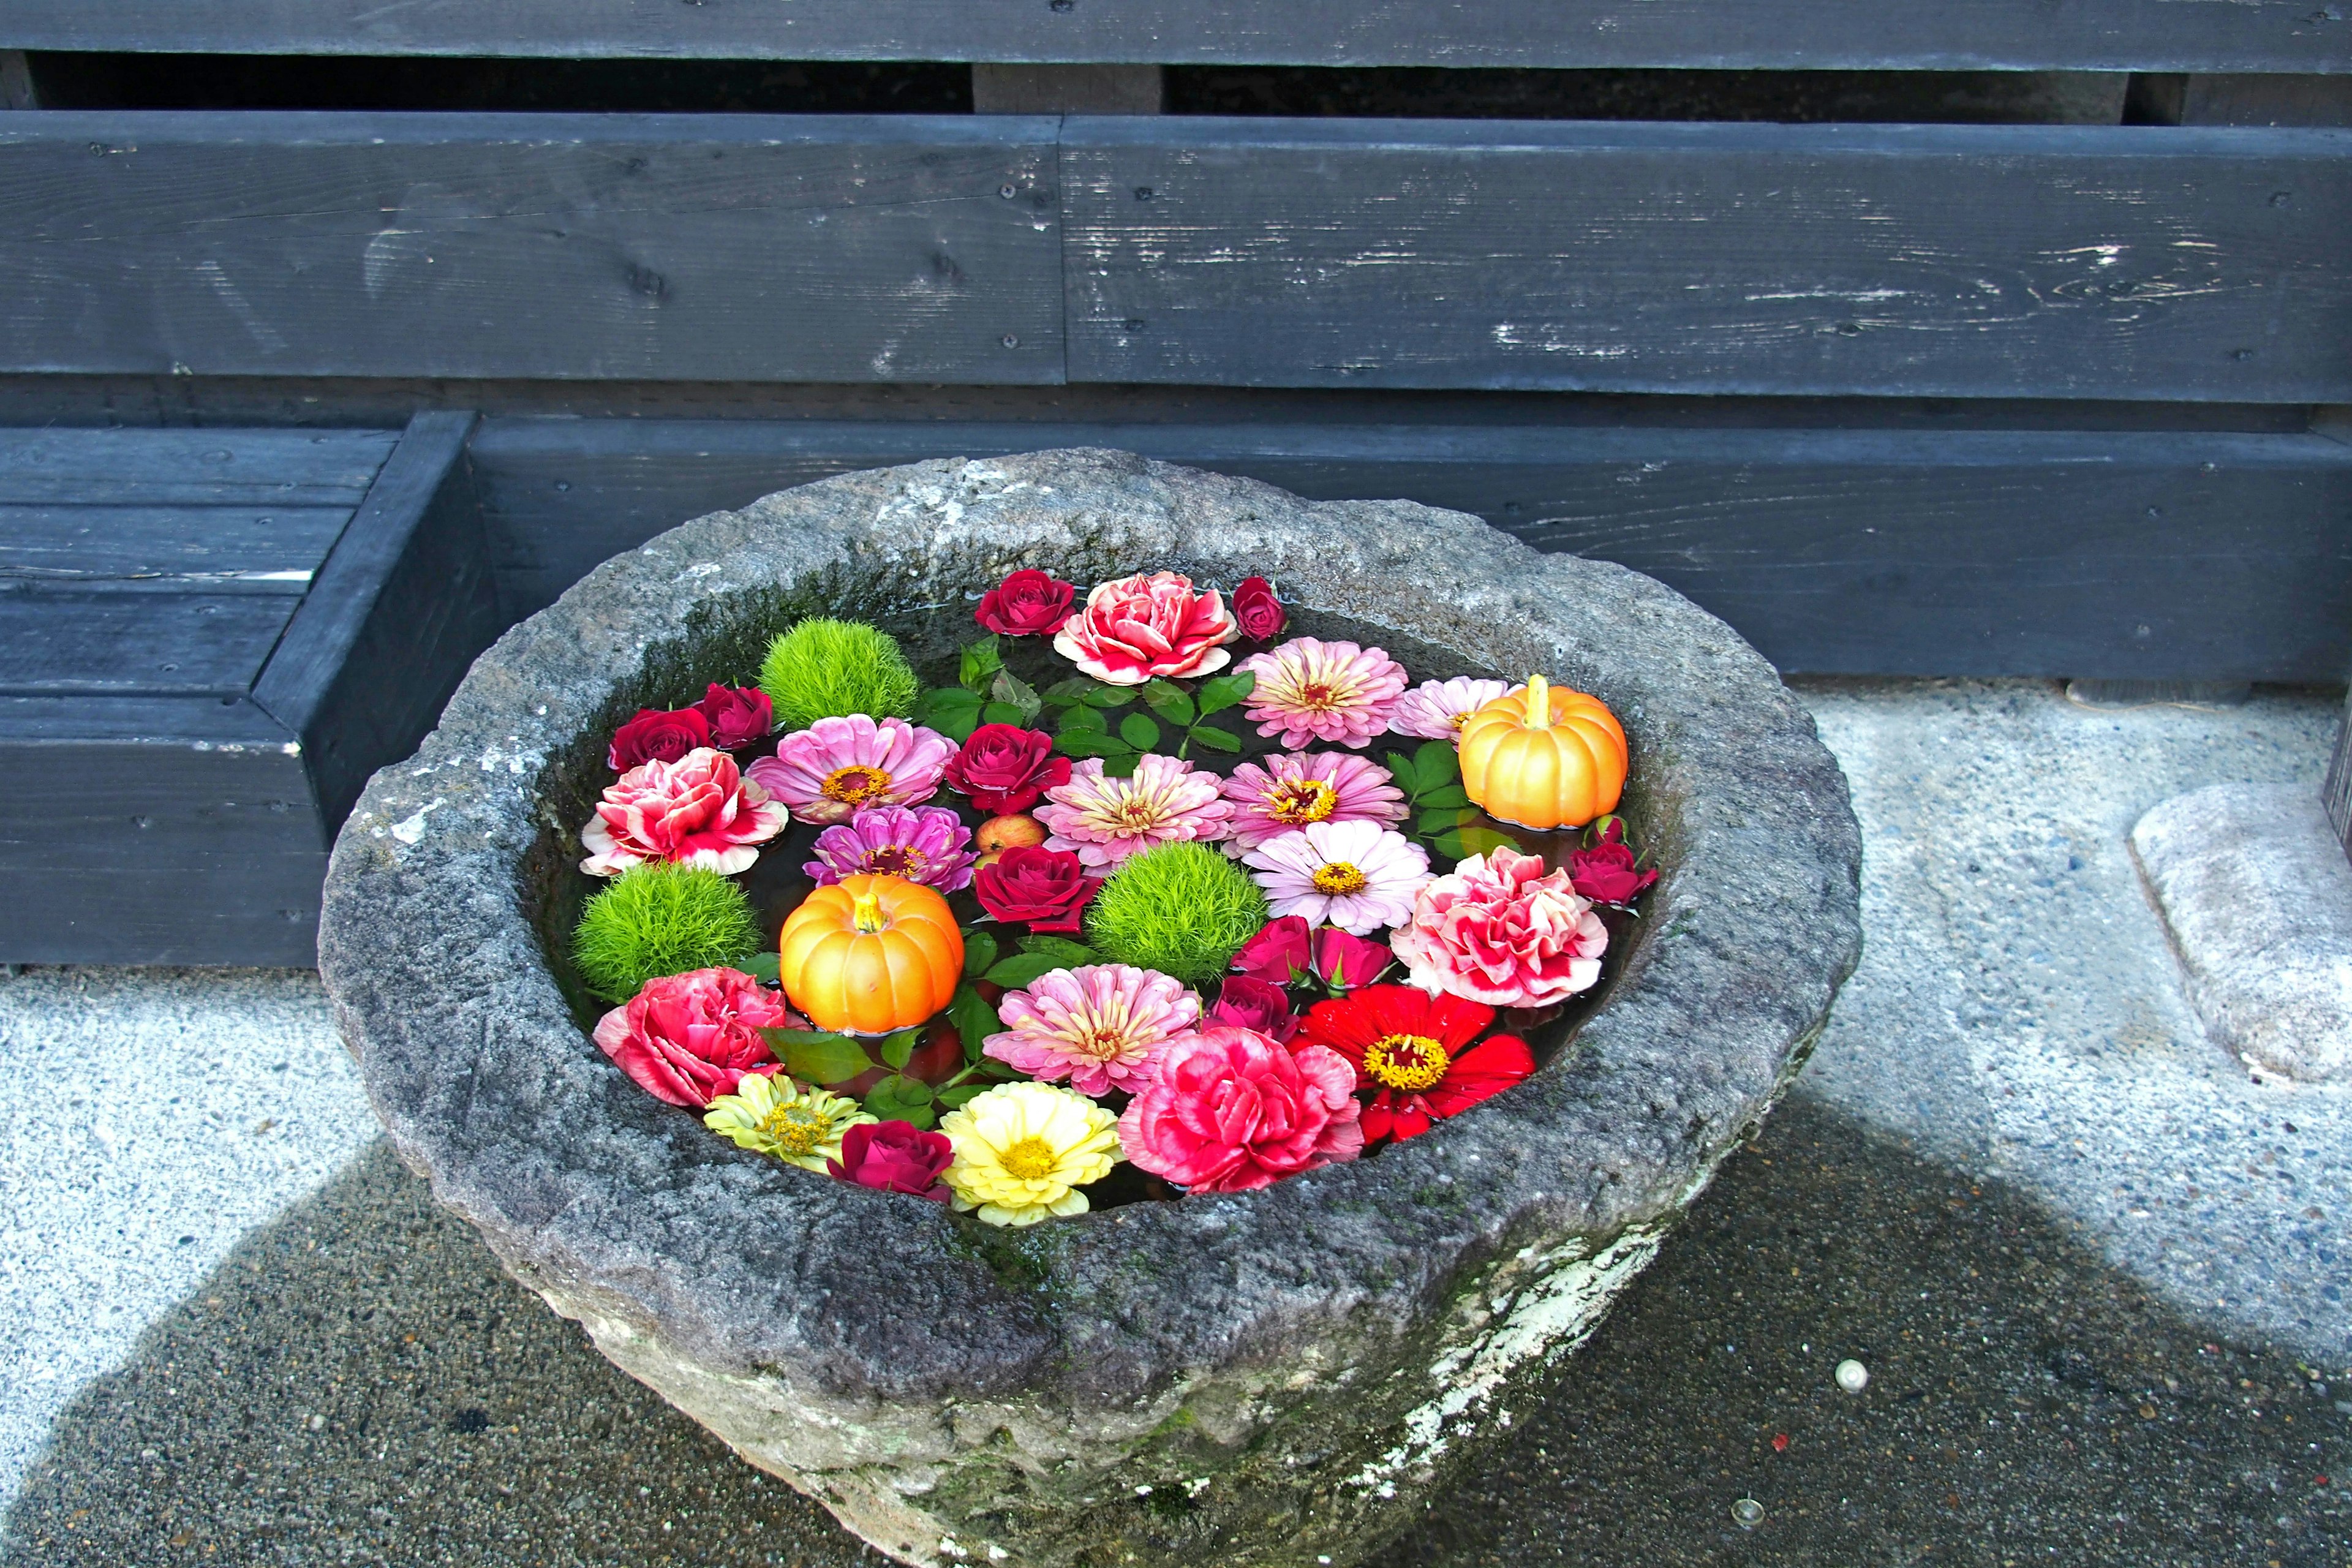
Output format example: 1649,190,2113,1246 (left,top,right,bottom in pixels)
580,747,789,877
1390,845,1608,1008
1237,638,1410,748
983,963,1202,1098
1118,1027,1365,1194
1219,751,1408,853
592,966,801,1108
1243,820,1430,935
1388,677,1511,740
745,714,954,826
805,804,976,891
1036,754,1234,872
